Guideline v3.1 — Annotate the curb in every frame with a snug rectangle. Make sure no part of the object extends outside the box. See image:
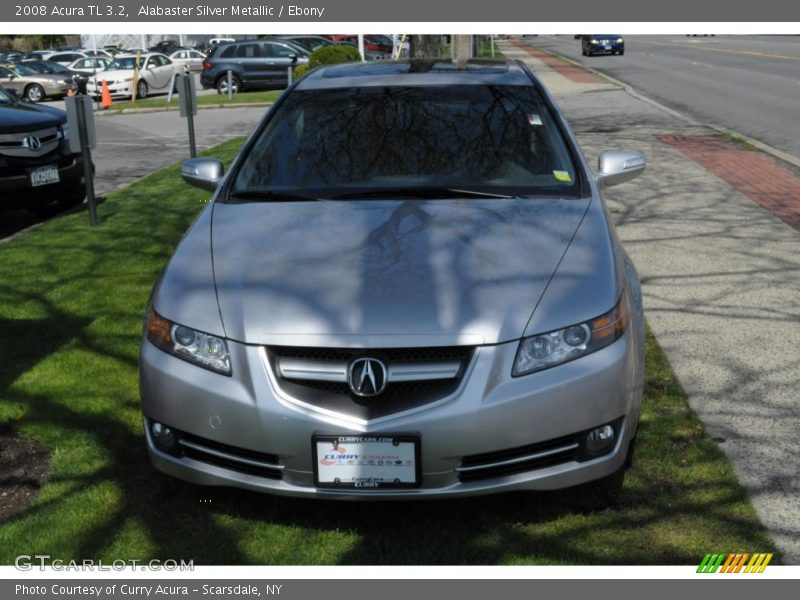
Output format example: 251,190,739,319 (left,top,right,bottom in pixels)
95,101,274,116
527,42,800,171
